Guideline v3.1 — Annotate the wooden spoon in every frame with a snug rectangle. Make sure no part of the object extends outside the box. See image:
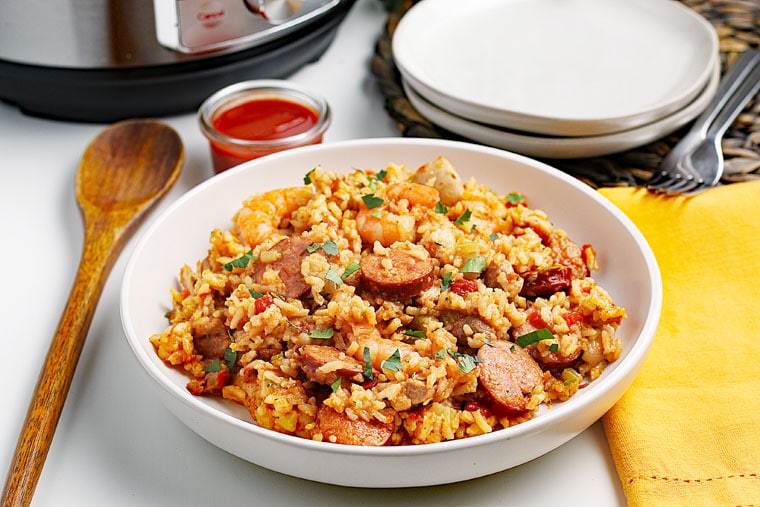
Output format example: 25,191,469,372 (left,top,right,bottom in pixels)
1,119,184,507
